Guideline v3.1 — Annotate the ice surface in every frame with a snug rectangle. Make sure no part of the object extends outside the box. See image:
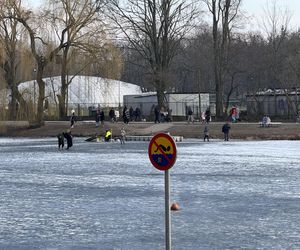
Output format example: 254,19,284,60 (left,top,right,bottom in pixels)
0,138,300,249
